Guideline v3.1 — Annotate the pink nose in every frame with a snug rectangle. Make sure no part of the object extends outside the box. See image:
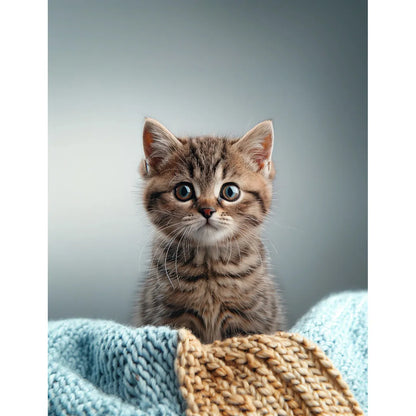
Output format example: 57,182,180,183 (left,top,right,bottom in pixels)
199,207,216,219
